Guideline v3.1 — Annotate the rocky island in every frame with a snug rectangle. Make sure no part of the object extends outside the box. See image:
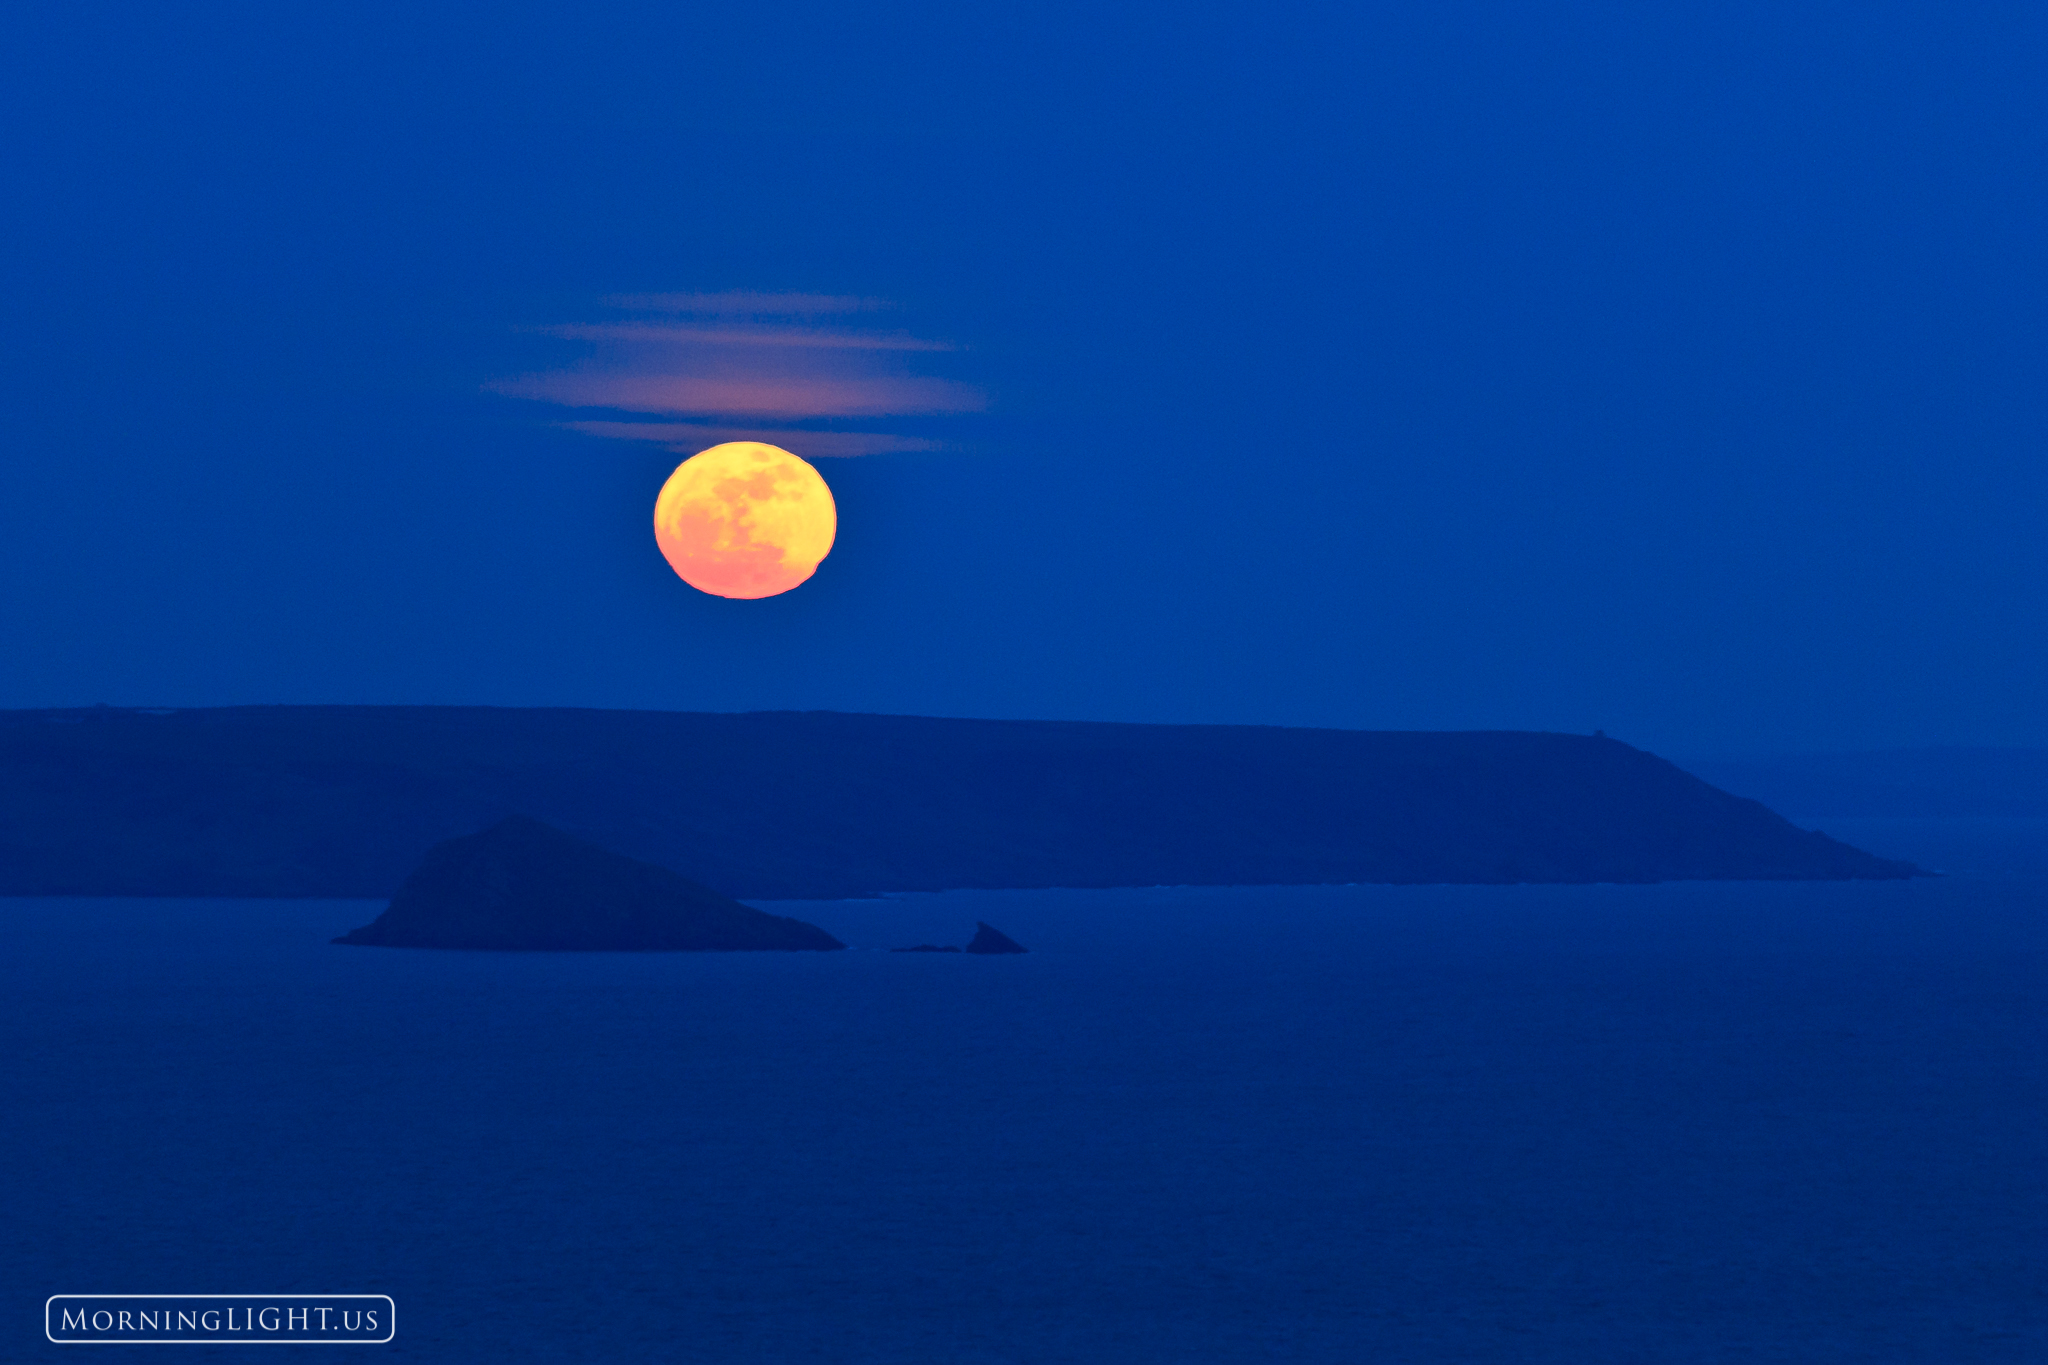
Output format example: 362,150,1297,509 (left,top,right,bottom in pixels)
964,923,1028,954
333,816,844,952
